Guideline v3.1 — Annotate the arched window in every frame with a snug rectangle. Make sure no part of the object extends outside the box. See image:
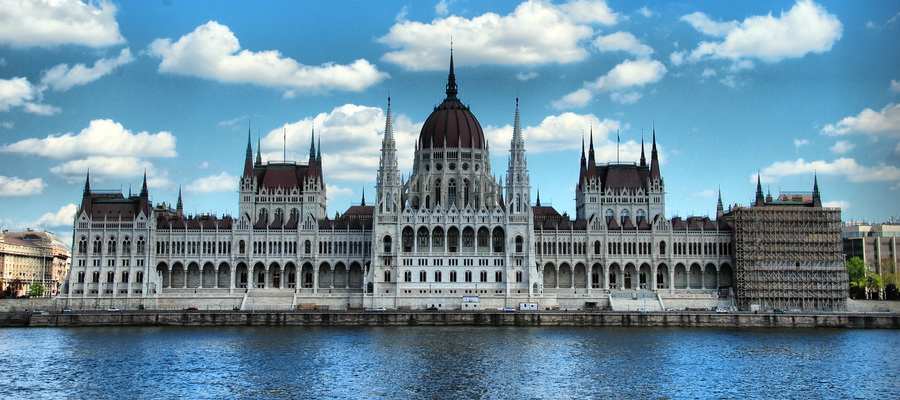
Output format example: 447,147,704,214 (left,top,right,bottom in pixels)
594,240,601,254
419,270,427,282
621,209,630,225
659,241,667,256
274,208,283,221
78,236,87,254
465,270,473,282
404,271,412,282
492,227,505,252
402,227,414,252
450,271,457,282
107,236,116,254
383,235,392,252
636,209,646,224
515,236,524,253
417,227,429,249
448,179,457,207
289,208,299,221
93,236,102,254
605,209,615,223
480,271,488,282
435,270,442,282
464,180,471,207
432,227,444,248
495,271,502,282
384,271,392,282
258,208,269,224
